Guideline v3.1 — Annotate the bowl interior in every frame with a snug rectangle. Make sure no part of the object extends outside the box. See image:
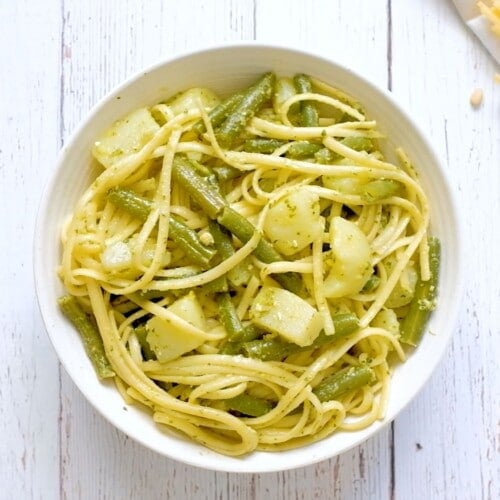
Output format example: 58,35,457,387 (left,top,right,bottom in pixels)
35,44,462,473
